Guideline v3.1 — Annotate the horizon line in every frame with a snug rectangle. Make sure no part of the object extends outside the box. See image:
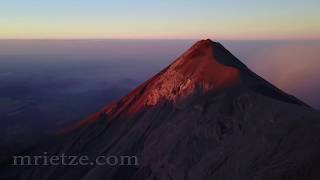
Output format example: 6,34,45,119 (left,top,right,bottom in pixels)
0,38,319,41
